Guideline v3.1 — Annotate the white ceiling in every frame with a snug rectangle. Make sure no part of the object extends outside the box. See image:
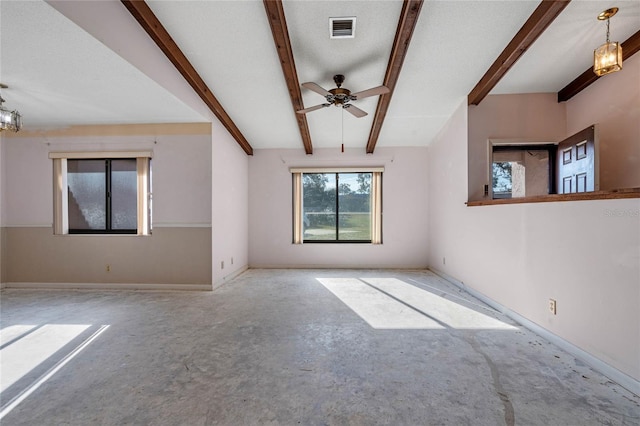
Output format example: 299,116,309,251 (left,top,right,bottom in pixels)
0,0,205,130
1,0,638,151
